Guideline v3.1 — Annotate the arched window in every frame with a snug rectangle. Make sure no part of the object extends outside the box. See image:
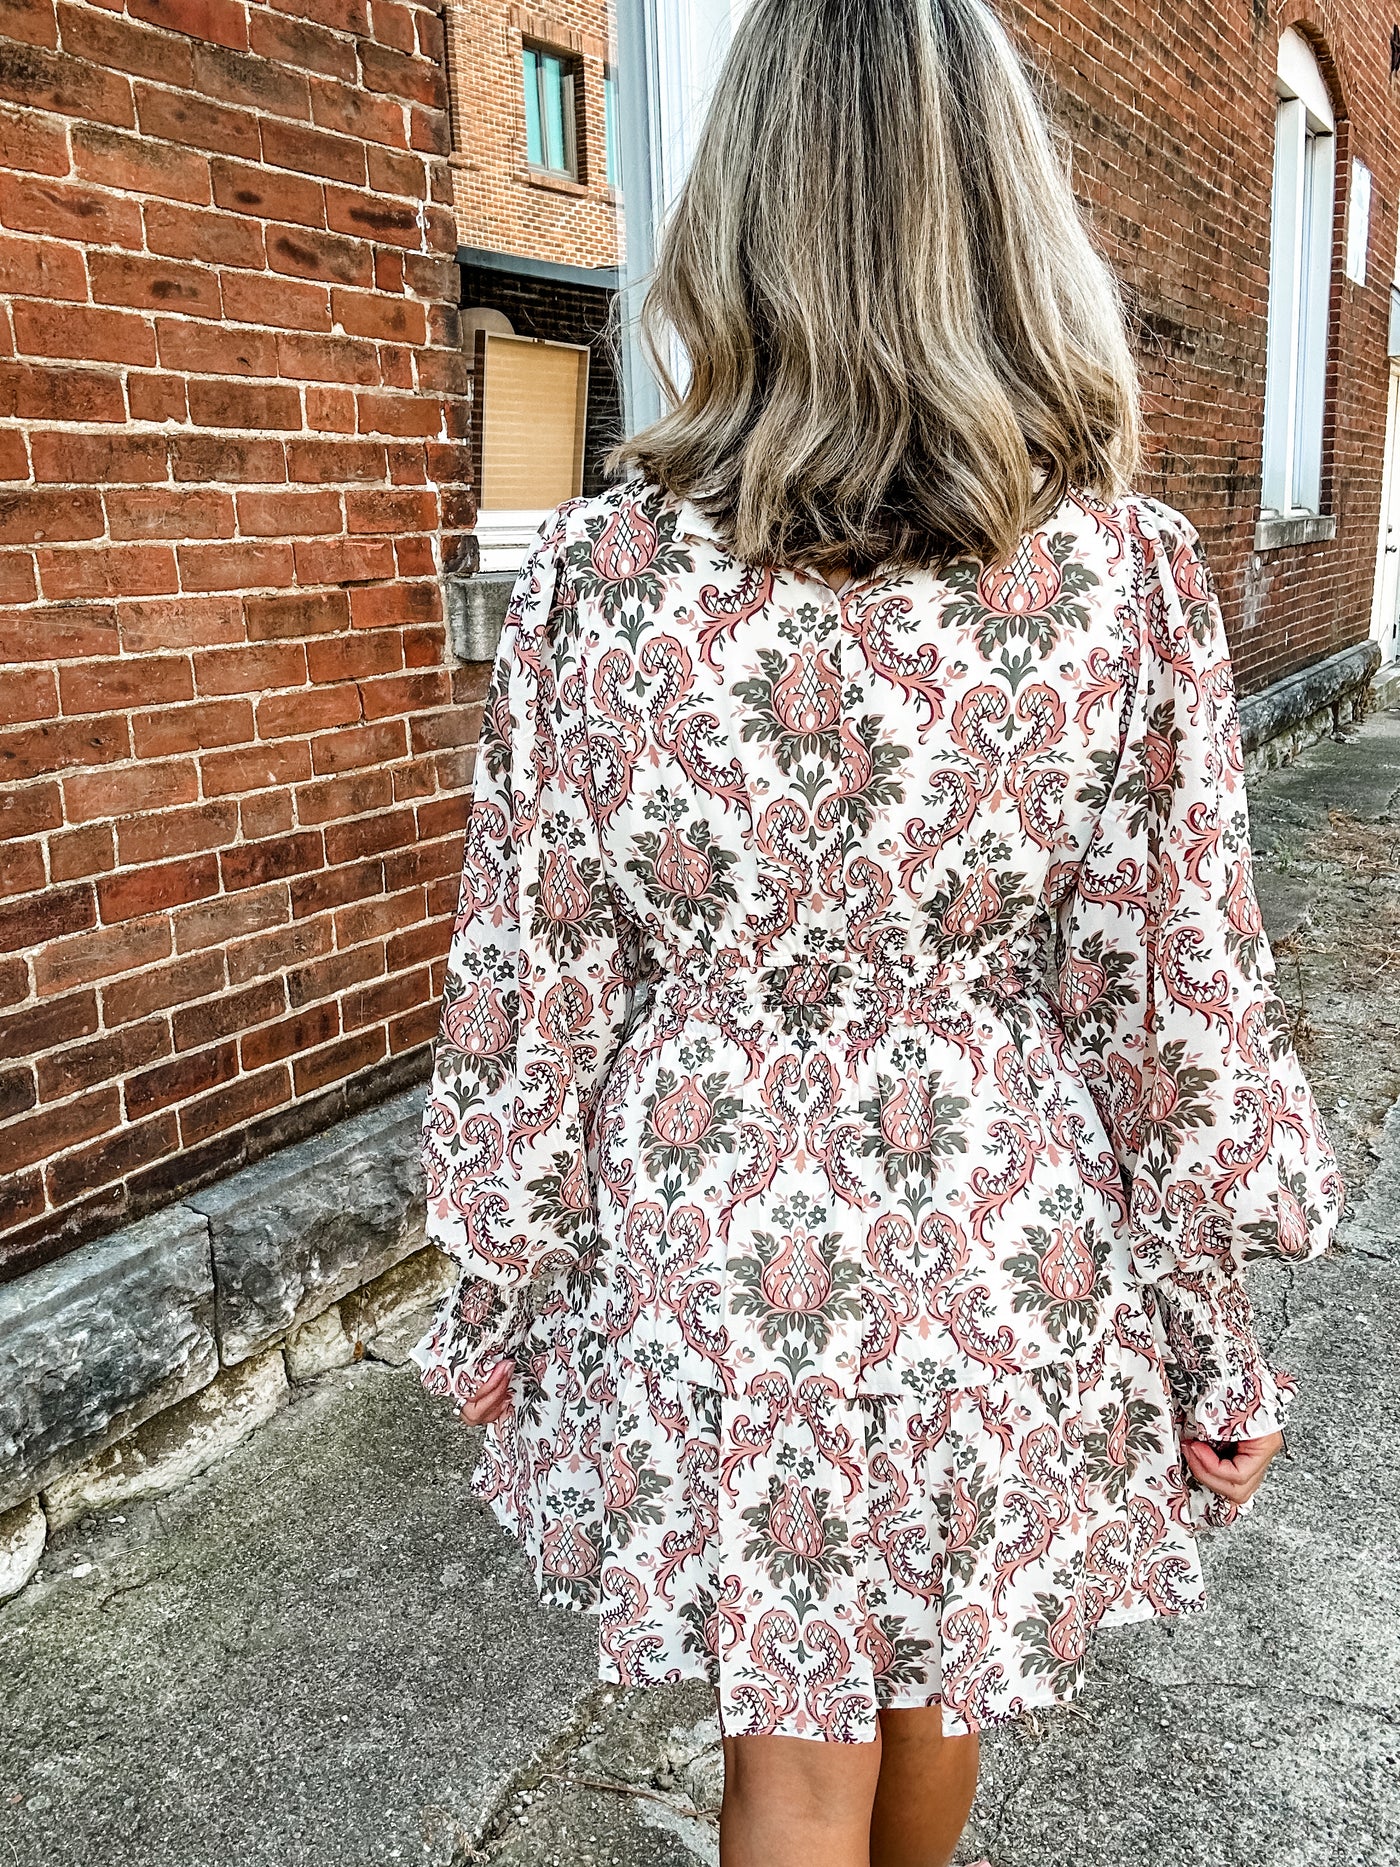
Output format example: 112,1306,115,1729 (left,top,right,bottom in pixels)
1262,30,1336,516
